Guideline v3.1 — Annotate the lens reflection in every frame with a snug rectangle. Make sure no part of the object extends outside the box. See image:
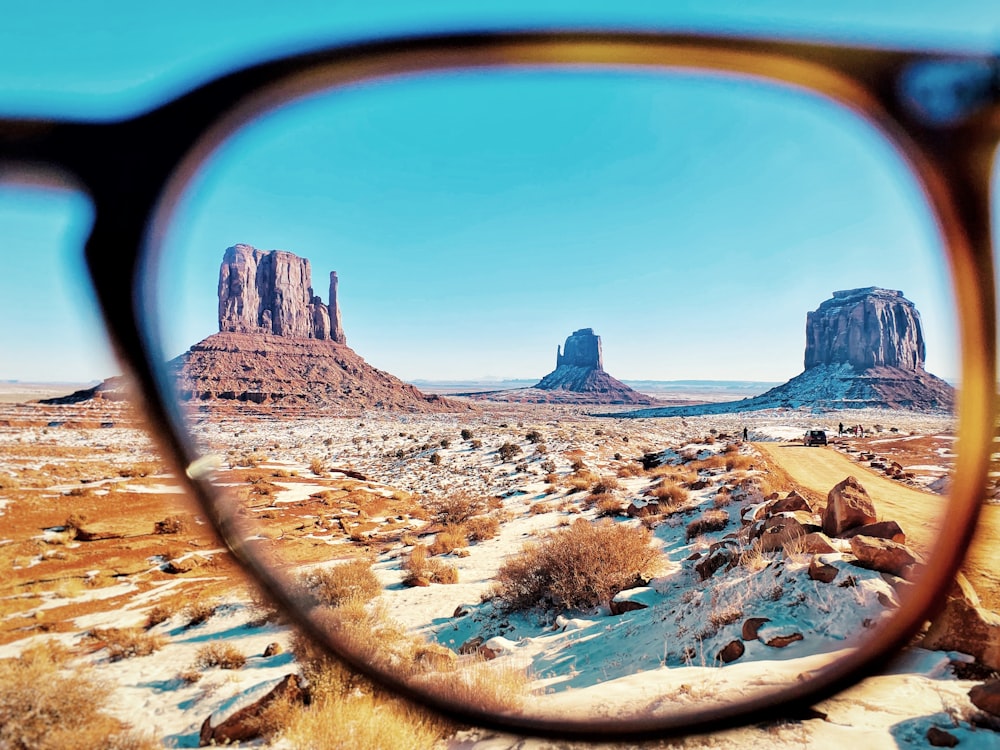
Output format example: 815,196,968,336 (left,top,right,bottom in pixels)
151,68,959,722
